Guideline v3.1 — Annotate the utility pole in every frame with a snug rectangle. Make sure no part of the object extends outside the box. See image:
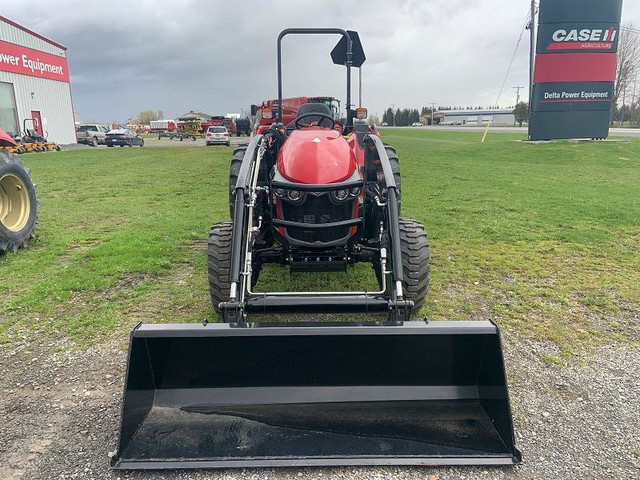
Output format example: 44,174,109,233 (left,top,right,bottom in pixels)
429,102,437,125
513,86,524,105
513,86,524,126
